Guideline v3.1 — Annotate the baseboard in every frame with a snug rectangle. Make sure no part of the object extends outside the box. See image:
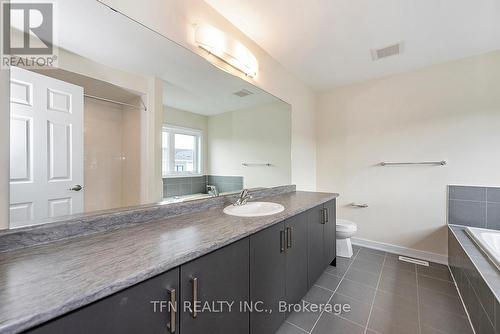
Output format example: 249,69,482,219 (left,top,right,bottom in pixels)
351,237,448,265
